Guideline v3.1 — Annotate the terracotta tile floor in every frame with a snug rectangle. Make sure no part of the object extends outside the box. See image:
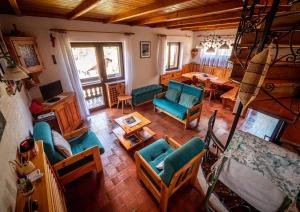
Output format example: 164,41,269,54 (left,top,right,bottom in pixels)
65,100,242,212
